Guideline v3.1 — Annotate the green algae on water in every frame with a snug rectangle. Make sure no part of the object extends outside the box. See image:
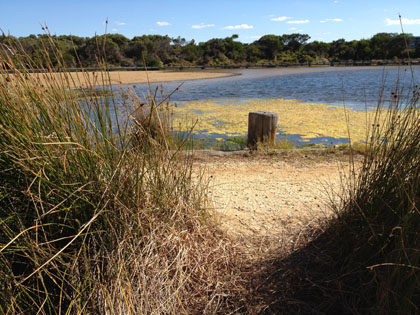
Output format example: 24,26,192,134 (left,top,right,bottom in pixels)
171,98,377,143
